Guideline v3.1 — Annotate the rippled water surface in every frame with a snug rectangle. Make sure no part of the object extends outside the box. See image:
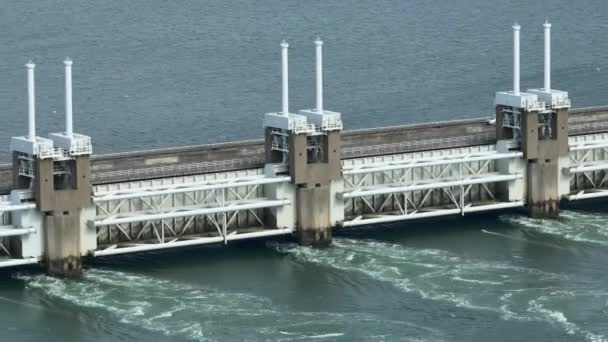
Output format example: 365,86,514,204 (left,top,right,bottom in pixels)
1,0,608,341
0,0,606,161
4,208,608,341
